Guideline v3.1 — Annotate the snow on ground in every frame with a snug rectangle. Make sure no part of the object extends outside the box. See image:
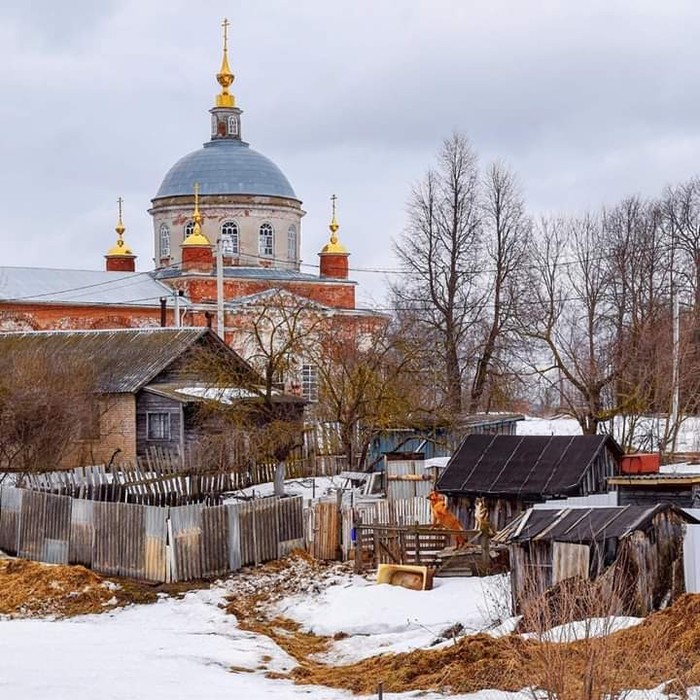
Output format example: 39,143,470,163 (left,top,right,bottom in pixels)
276,574,513,663
229,475,347,503
523,616,643,643
517,416,582,436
